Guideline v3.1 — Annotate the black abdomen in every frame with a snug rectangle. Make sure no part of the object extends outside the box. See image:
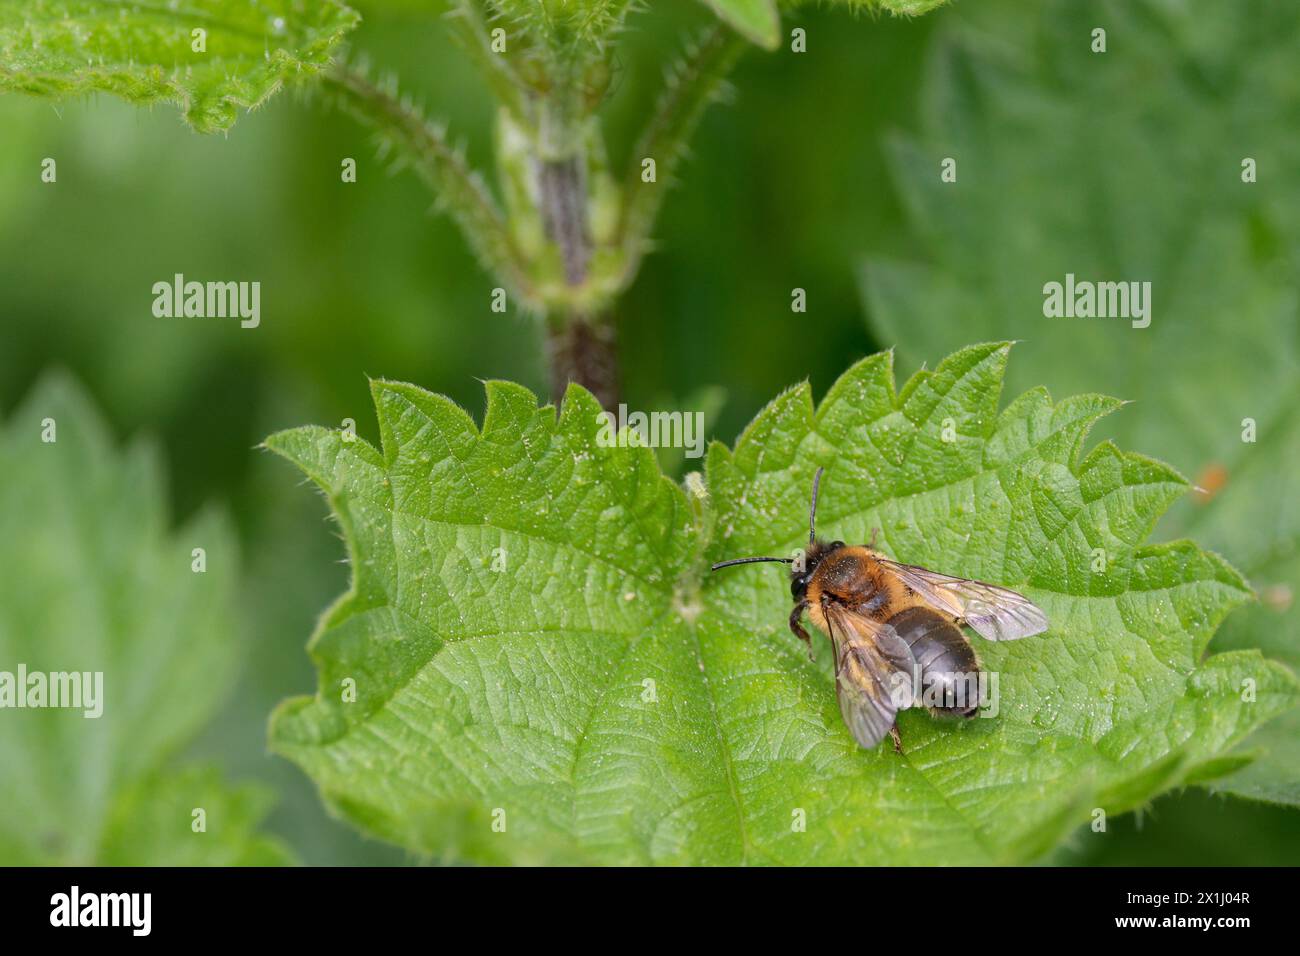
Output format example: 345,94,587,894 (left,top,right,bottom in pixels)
887,606,982,717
